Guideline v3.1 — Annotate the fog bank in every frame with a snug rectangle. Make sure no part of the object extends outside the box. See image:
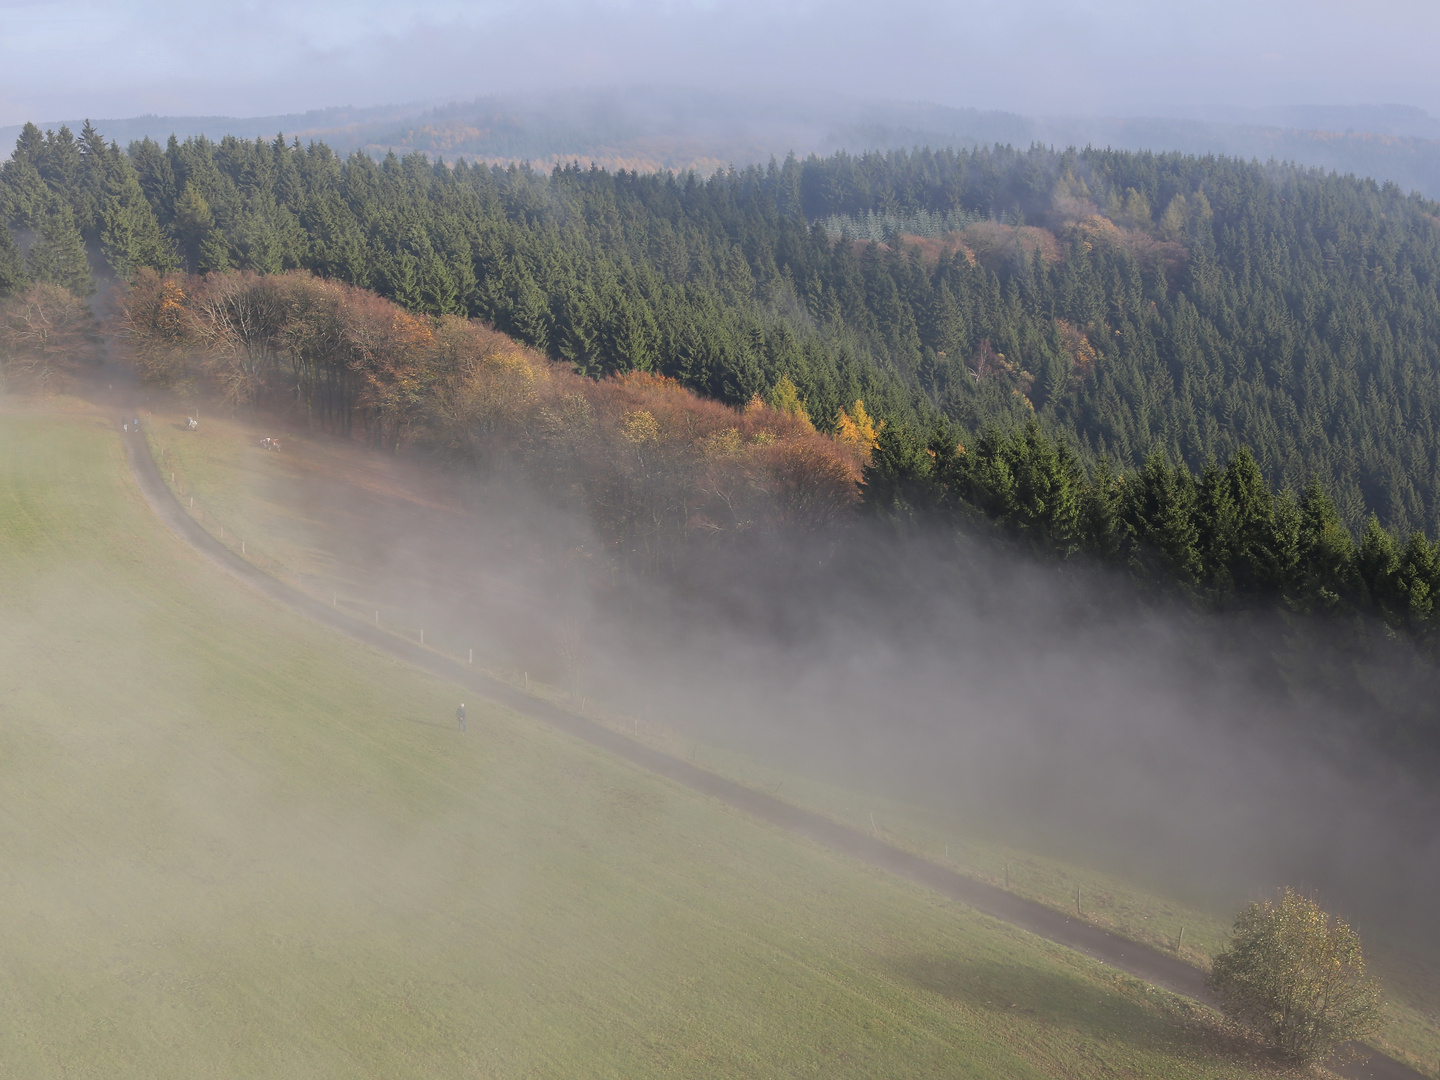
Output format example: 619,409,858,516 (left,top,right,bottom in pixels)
259,440,1440,947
